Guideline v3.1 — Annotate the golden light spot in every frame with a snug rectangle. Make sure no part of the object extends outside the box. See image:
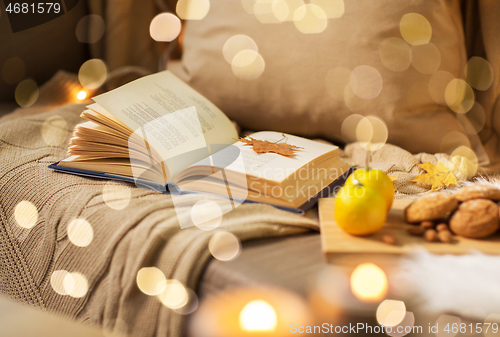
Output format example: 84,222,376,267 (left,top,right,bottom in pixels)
350,263,388,301
149,13,181,42
445,79,475,114
325,67,351,101
136,267,167,296
439,130,470,154
281,0,305,21
50,270,71,295
15,79,39,107
310,0,344,18
350,65,383,100
379,37,412,72
14,200,38,229
341,114,364,142
1,56,25,85
376,300,406,327
231,50,265,81
343,83,364,112
239,300,277,332
271,0,289,22
67,219,93,247
176,0,210,20
411,42,441,74
208,232,242,261
457,102,486,135
293,4,327,34
241,0,256,13
77,90,87,100
191,200,223,230
63,272,89,298
428,70,455,106
407,81,436,114
103,182,131,210
435,315,461,337
386,311,415,337
254,0,283,23
75,15,105,44
78,59,107,90
484,313,500,337
158,279,189,309
449,146,478,180
42,115,69,147
400,13,432,46
223,35,258,64
172,287,199,315
355,116,388,151
465,56,494,91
